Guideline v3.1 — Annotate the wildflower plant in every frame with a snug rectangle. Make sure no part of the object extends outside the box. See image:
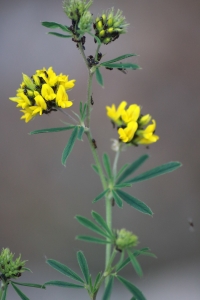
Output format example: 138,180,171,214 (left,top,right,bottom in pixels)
6,0,182,299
